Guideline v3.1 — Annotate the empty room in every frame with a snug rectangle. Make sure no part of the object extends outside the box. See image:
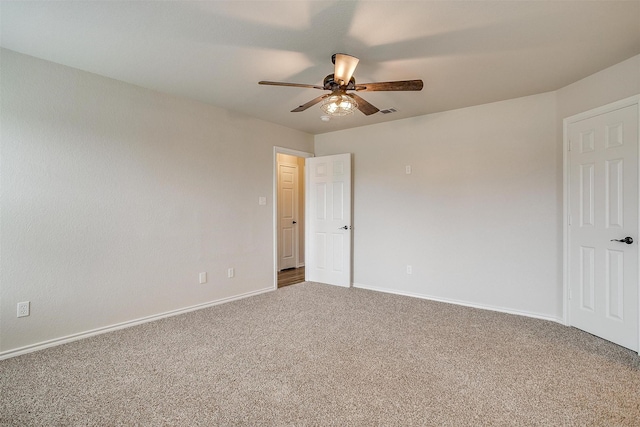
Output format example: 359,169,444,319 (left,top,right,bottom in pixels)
1,1,640,425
